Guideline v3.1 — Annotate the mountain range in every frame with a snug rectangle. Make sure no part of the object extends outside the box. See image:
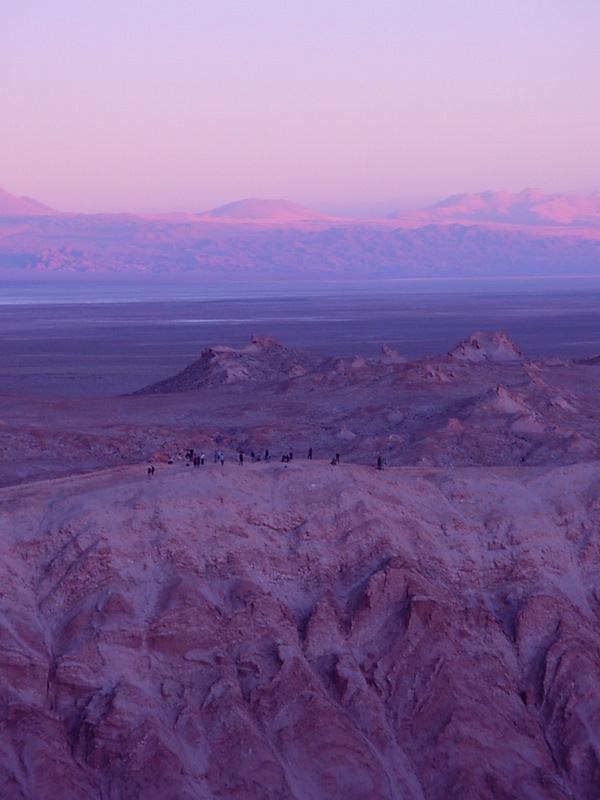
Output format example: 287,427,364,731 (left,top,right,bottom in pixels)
389,188,600,229
1,187,599,280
